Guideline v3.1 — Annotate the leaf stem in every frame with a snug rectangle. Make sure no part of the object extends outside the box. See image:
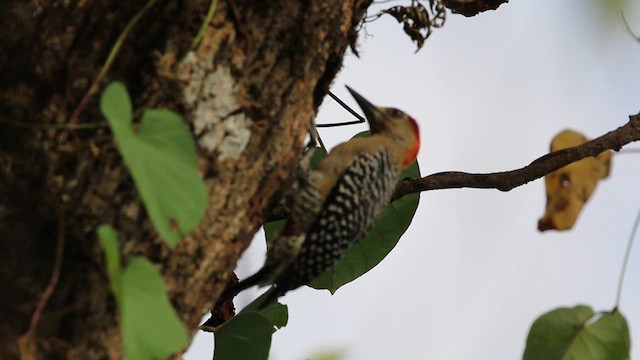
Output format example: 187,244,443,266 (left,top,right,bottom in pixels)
620,10,640,42
64,0,159,140
191,0,219,50
615,205,640,307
